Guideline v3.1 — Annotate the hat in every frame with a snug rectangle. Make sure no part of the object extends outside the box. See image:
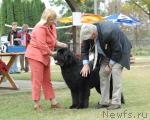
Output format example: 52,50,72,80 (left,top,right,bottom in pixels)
80,24,97,41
